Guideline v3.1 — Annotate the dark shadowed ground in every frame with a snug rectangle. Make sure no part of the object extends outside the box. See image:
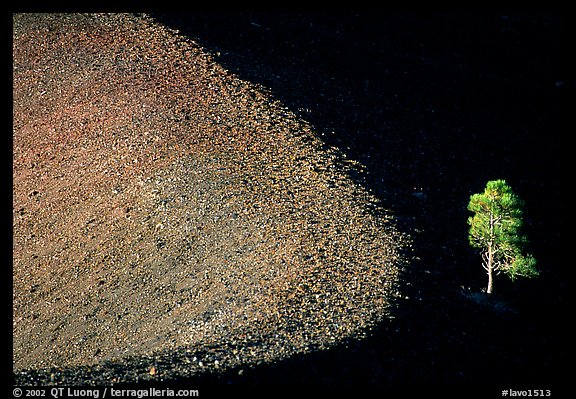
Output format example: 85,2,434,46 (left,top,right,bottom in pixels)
148,11,568,392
